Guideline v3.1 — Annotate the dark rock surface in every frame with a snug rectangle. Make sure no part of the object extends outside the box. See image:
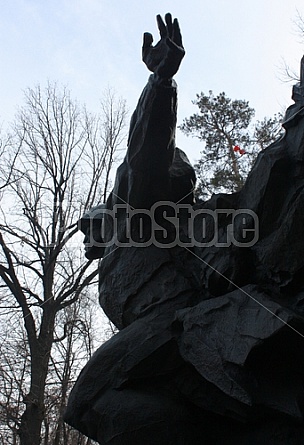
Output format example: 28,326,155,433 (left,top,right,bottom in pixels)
65,14,304,445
